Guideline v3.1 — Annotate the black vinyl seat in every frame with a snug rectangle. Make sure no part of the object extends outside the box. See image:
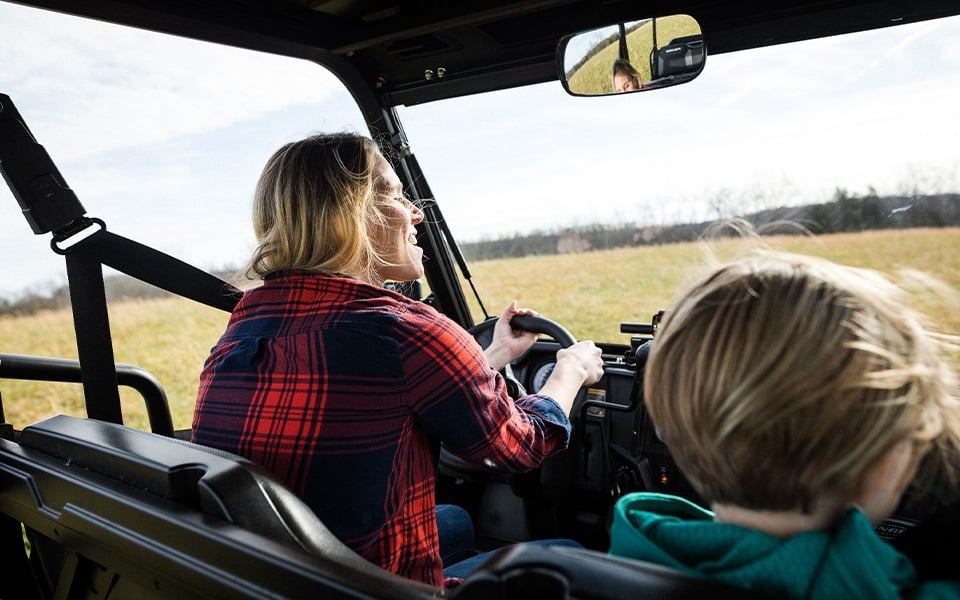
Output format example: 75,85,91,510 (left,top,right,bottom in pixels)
3,414,434,599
